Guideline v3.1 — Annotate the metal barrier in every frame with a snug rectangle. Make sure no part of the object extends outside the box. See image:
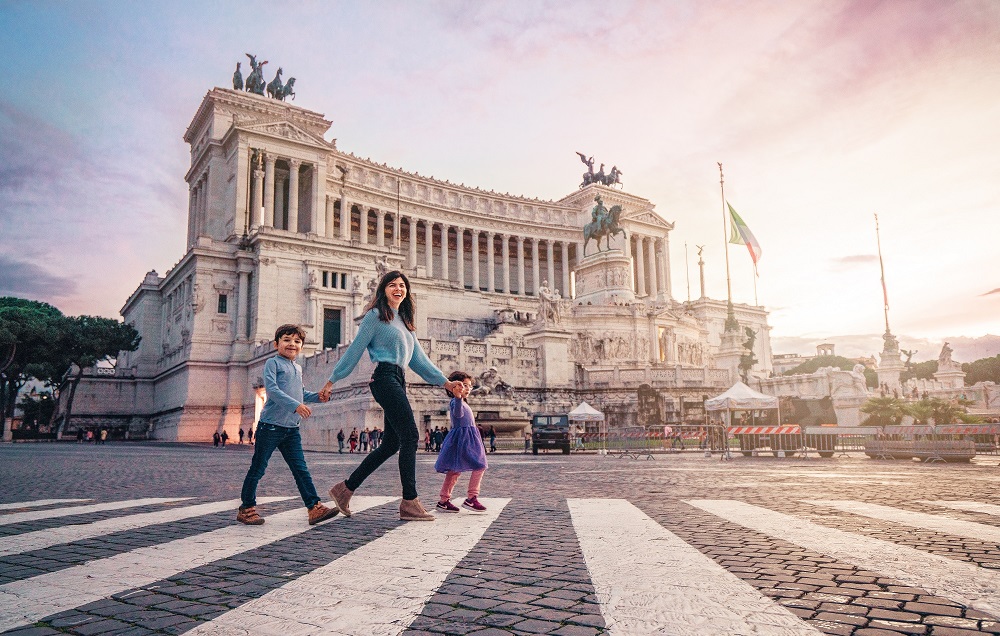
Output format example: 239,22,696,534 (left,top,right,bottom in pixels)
801,426,877,458
607,427,654,459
